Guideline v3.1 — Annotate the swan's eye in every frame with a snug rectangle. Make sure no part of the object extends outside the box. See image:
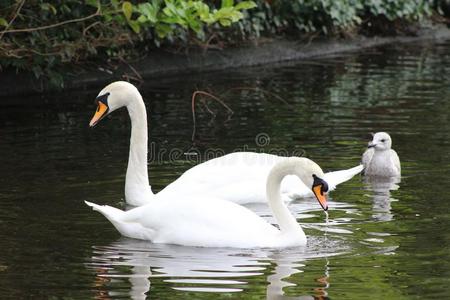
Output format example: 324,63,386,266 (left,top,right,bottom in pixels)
312,175,328,194
95,92,111,106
